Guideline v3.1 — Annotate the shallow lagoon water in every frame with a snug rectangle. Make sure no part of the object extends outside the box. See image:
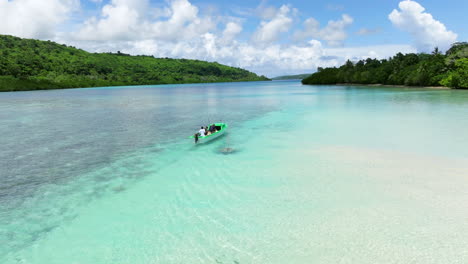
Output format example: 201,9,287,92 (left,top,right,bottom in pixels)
1,81,467,263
